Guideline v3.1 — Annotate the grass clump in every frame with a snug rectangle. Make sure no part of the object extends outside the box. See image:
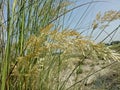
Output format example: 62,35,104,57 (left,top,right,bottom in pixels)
0,0,120,90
